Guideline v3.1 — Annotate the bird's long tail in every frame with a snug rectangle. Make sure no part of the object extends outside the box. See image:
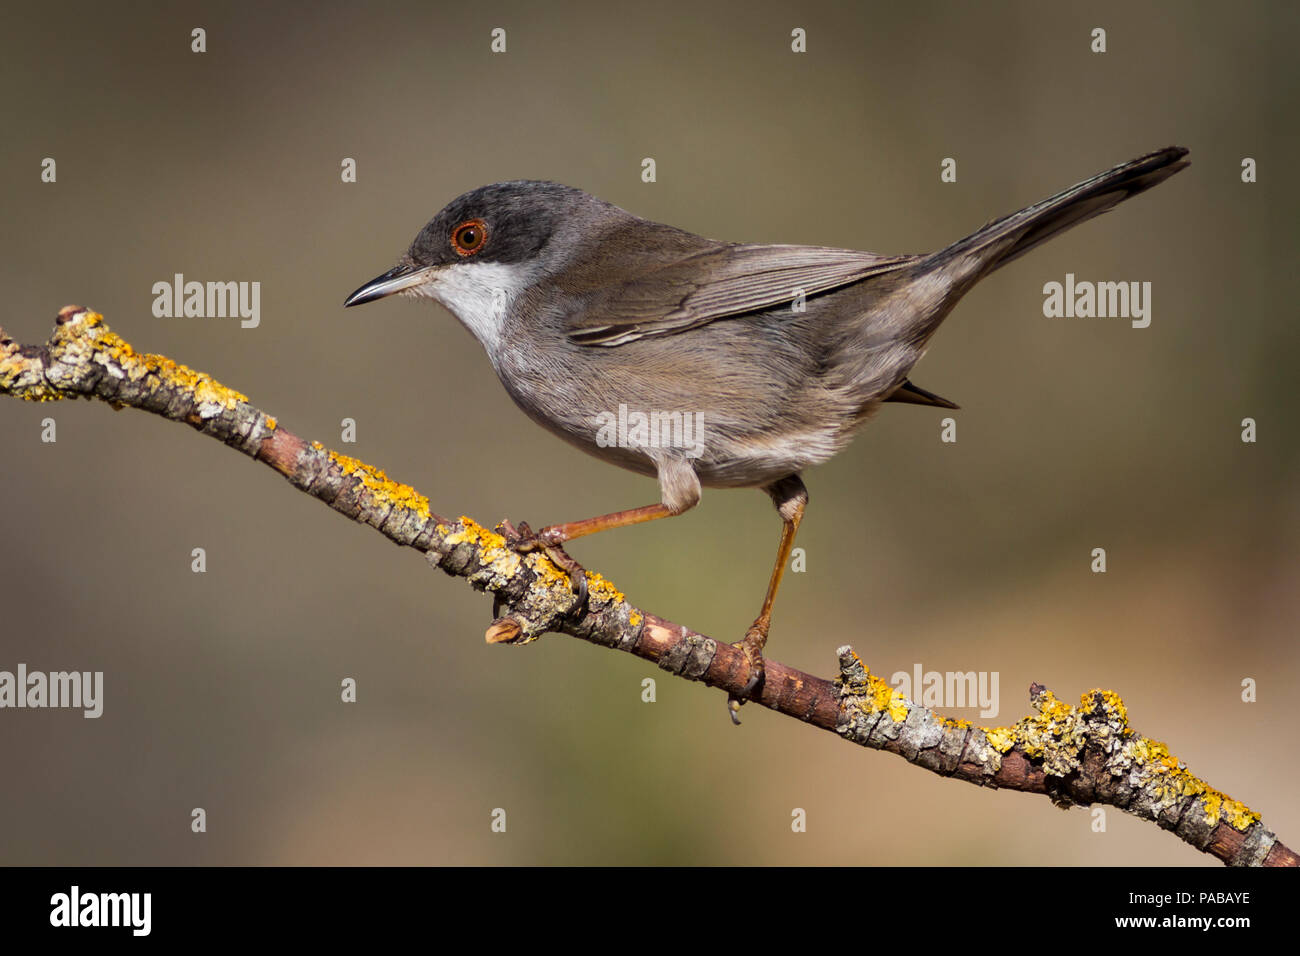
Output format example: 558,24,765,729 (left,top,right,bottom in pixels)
926,146,1190,279
865,147,1189,414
